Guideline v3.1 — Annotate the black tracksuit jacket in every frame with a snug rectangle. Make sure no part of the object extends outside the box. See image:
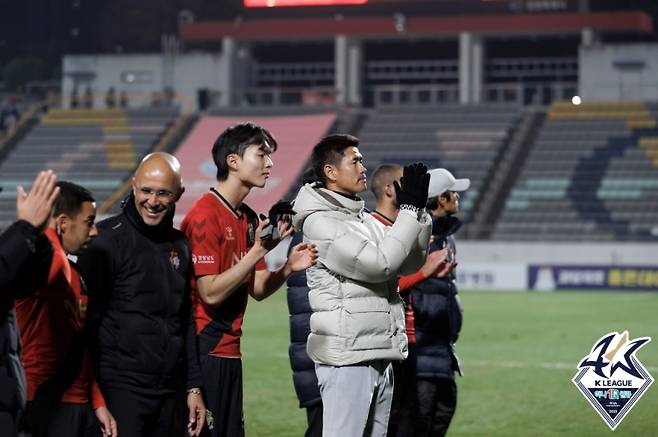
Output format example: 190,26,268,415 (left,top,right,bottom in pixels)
412,215,463,380
76,197,201,396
